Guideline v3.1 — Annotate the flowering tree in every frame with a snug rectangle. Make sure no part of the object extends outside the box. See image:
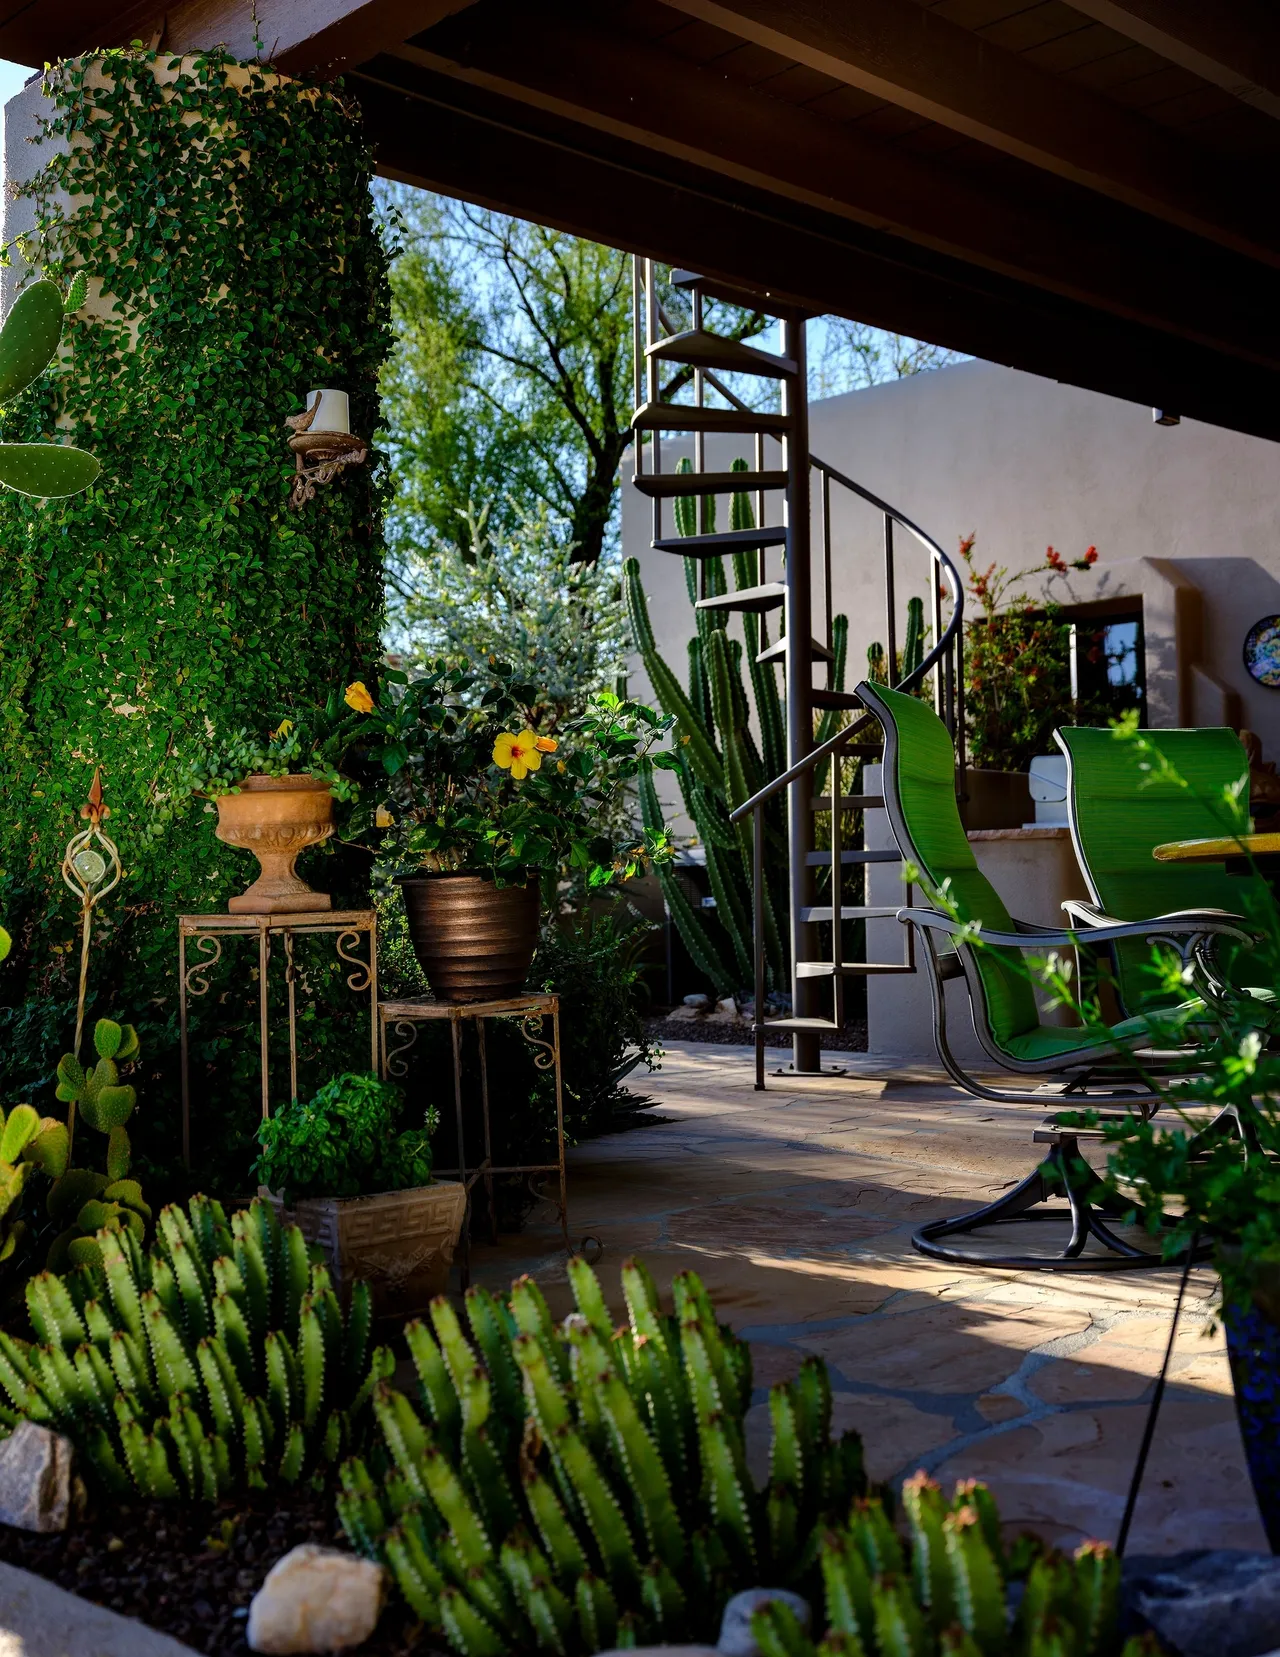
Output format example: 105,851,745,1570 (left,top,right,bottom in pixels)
961,535,1099,771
